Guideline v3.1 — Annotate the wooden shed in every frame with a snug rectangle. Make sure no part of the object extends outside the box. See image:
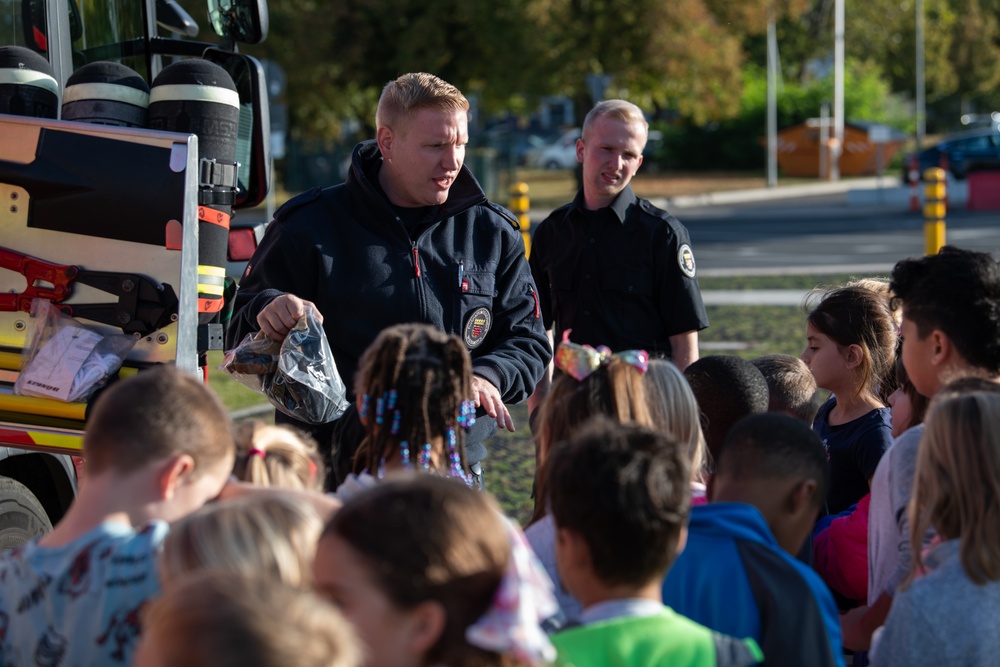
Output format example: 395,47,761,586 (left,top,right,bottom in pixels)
770,122,907,177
